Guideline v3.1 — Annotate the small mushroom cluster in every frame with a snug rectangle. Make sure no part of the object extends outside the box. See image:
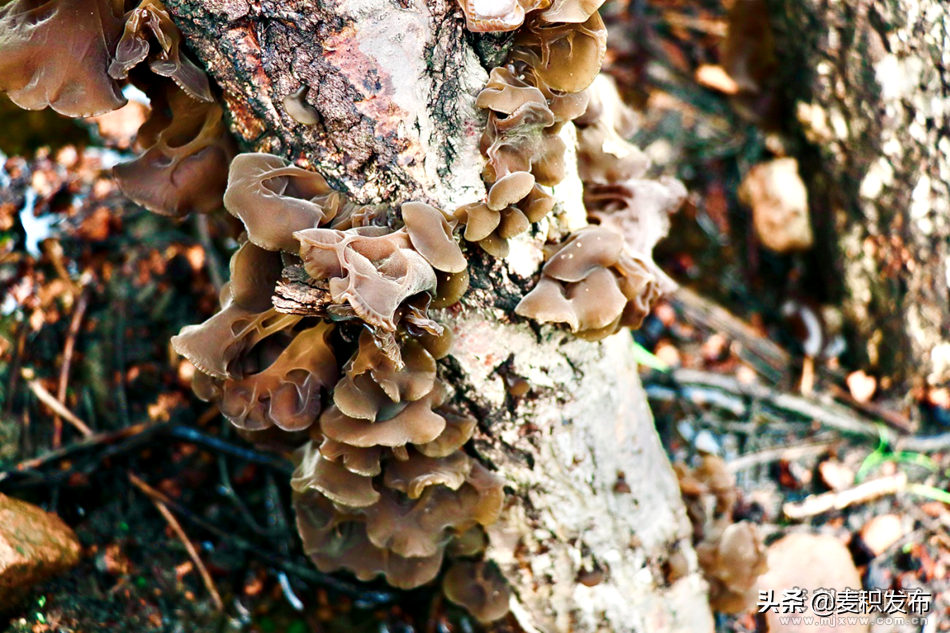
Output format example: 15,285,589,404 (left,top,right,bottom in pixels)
458,8,606,258
514,75,686,339
676,456,768,613
0,0,235,218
